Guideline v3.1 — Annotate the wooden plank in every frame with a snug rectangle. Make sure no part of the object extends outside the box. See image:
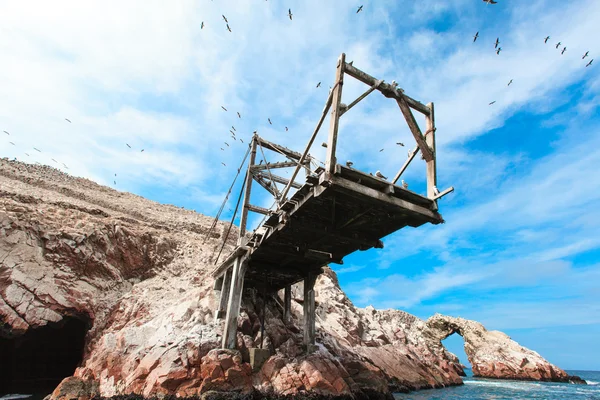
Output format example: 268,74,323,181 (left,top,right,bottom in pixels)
425,102,437,199
279,68,338,202
253,170,302,189
432,186,454,200
284,285,292,322
212,246,251,278
396,97,434,162
303,272,317,347
239,137,258,238
339,79,383,116
330,176,442,222
343,62,431,116
247,204,273,216
257,136,305,161
251,161,297,171
325,53,345,174
392,146,419,184
223,257,248,349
